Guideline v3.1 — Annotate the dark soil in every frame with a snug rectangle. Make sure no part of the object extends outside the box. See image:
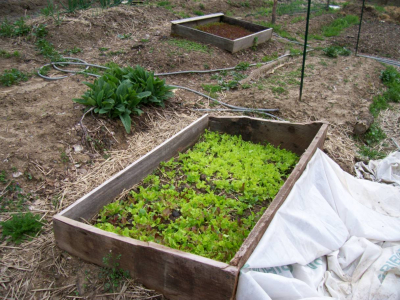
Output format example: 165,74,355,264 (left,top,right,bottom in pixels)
196,22,254,40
